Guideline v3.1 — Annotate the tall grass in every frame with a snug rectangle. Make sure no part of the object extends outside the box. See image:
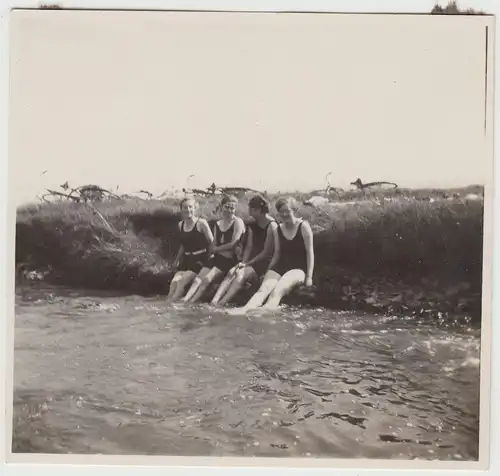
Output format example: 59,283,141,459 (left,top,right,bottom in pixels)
315,198,483,283
15,188,484,318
